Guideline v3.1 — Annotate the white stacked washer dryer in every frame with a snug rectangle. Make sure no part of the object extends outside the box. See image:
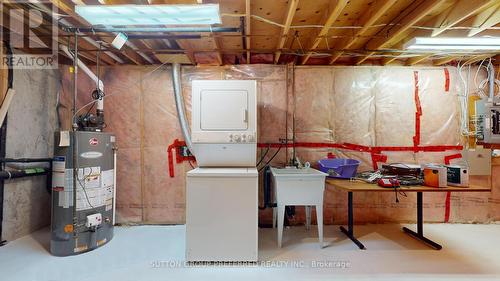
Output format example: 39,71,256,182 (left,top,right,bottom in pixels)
186,80,258,261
